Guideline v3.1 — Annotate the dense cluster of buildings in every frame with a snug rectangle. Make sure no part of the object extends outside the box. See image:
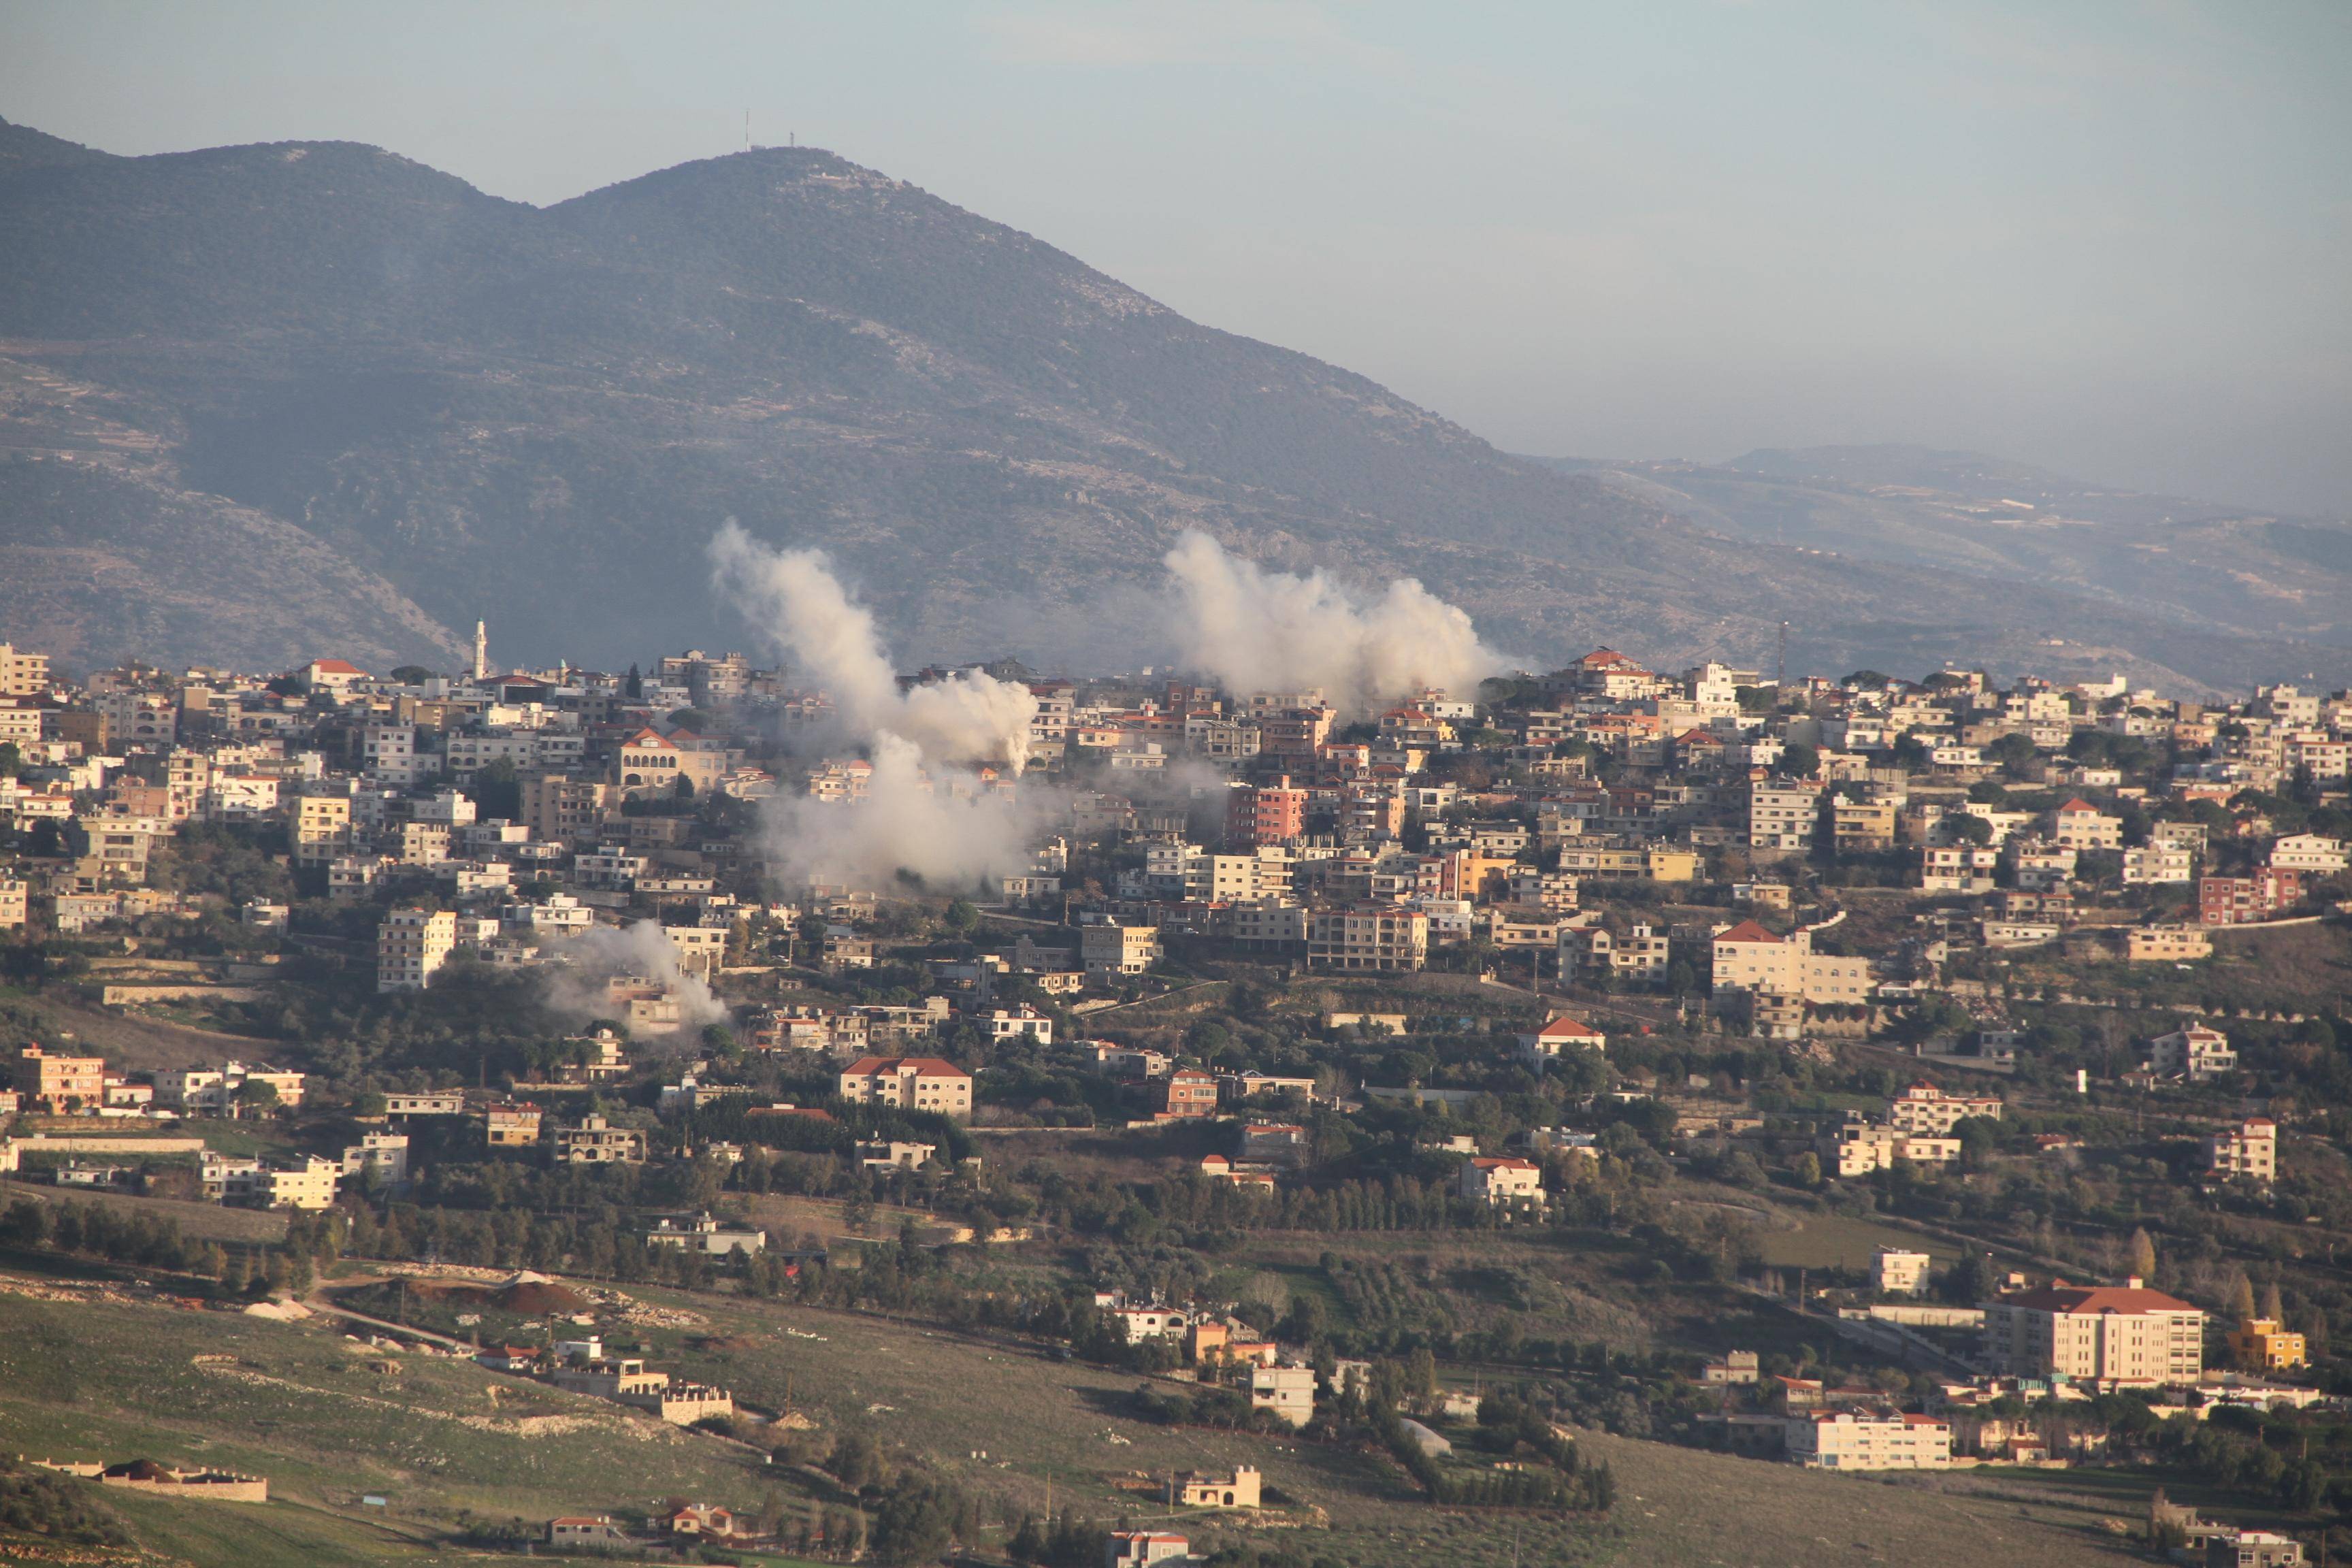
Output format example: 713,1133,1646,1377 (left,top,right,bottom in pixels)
3,636,2345,1059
